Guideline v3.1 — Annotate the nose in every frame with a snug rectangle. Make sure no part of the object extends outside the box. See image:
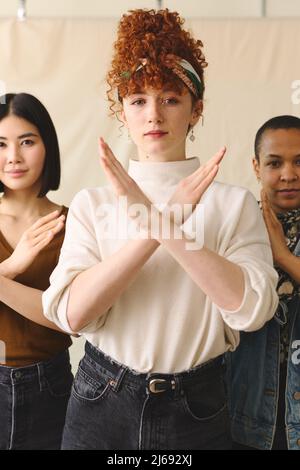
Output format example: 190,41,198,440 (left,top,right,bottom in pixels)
280,165,299,182
6,144,22,164
147,101,163,124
